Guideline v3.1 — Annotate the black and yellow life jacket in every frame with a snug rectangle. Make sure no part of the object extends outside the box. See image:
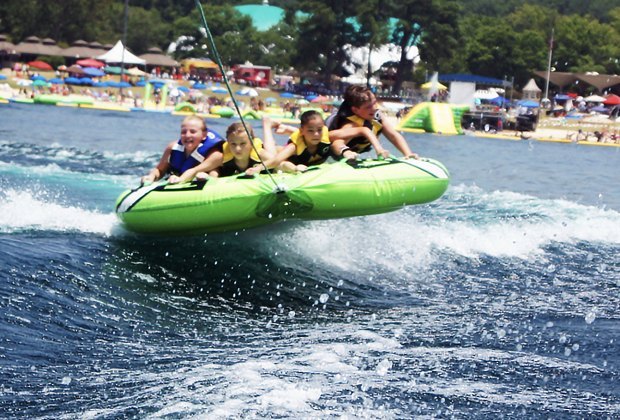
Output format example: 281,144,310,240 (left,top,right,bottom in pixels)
219,137,263,177
286,126,331,166
327,103,383,153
